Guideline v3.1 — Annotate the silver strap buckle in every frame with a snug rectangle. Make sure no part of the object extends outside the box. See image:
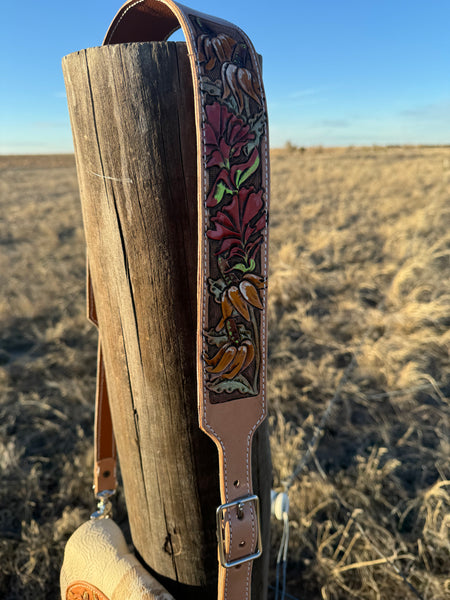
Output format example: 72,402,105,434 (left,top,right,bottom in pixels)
216,494,262,568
